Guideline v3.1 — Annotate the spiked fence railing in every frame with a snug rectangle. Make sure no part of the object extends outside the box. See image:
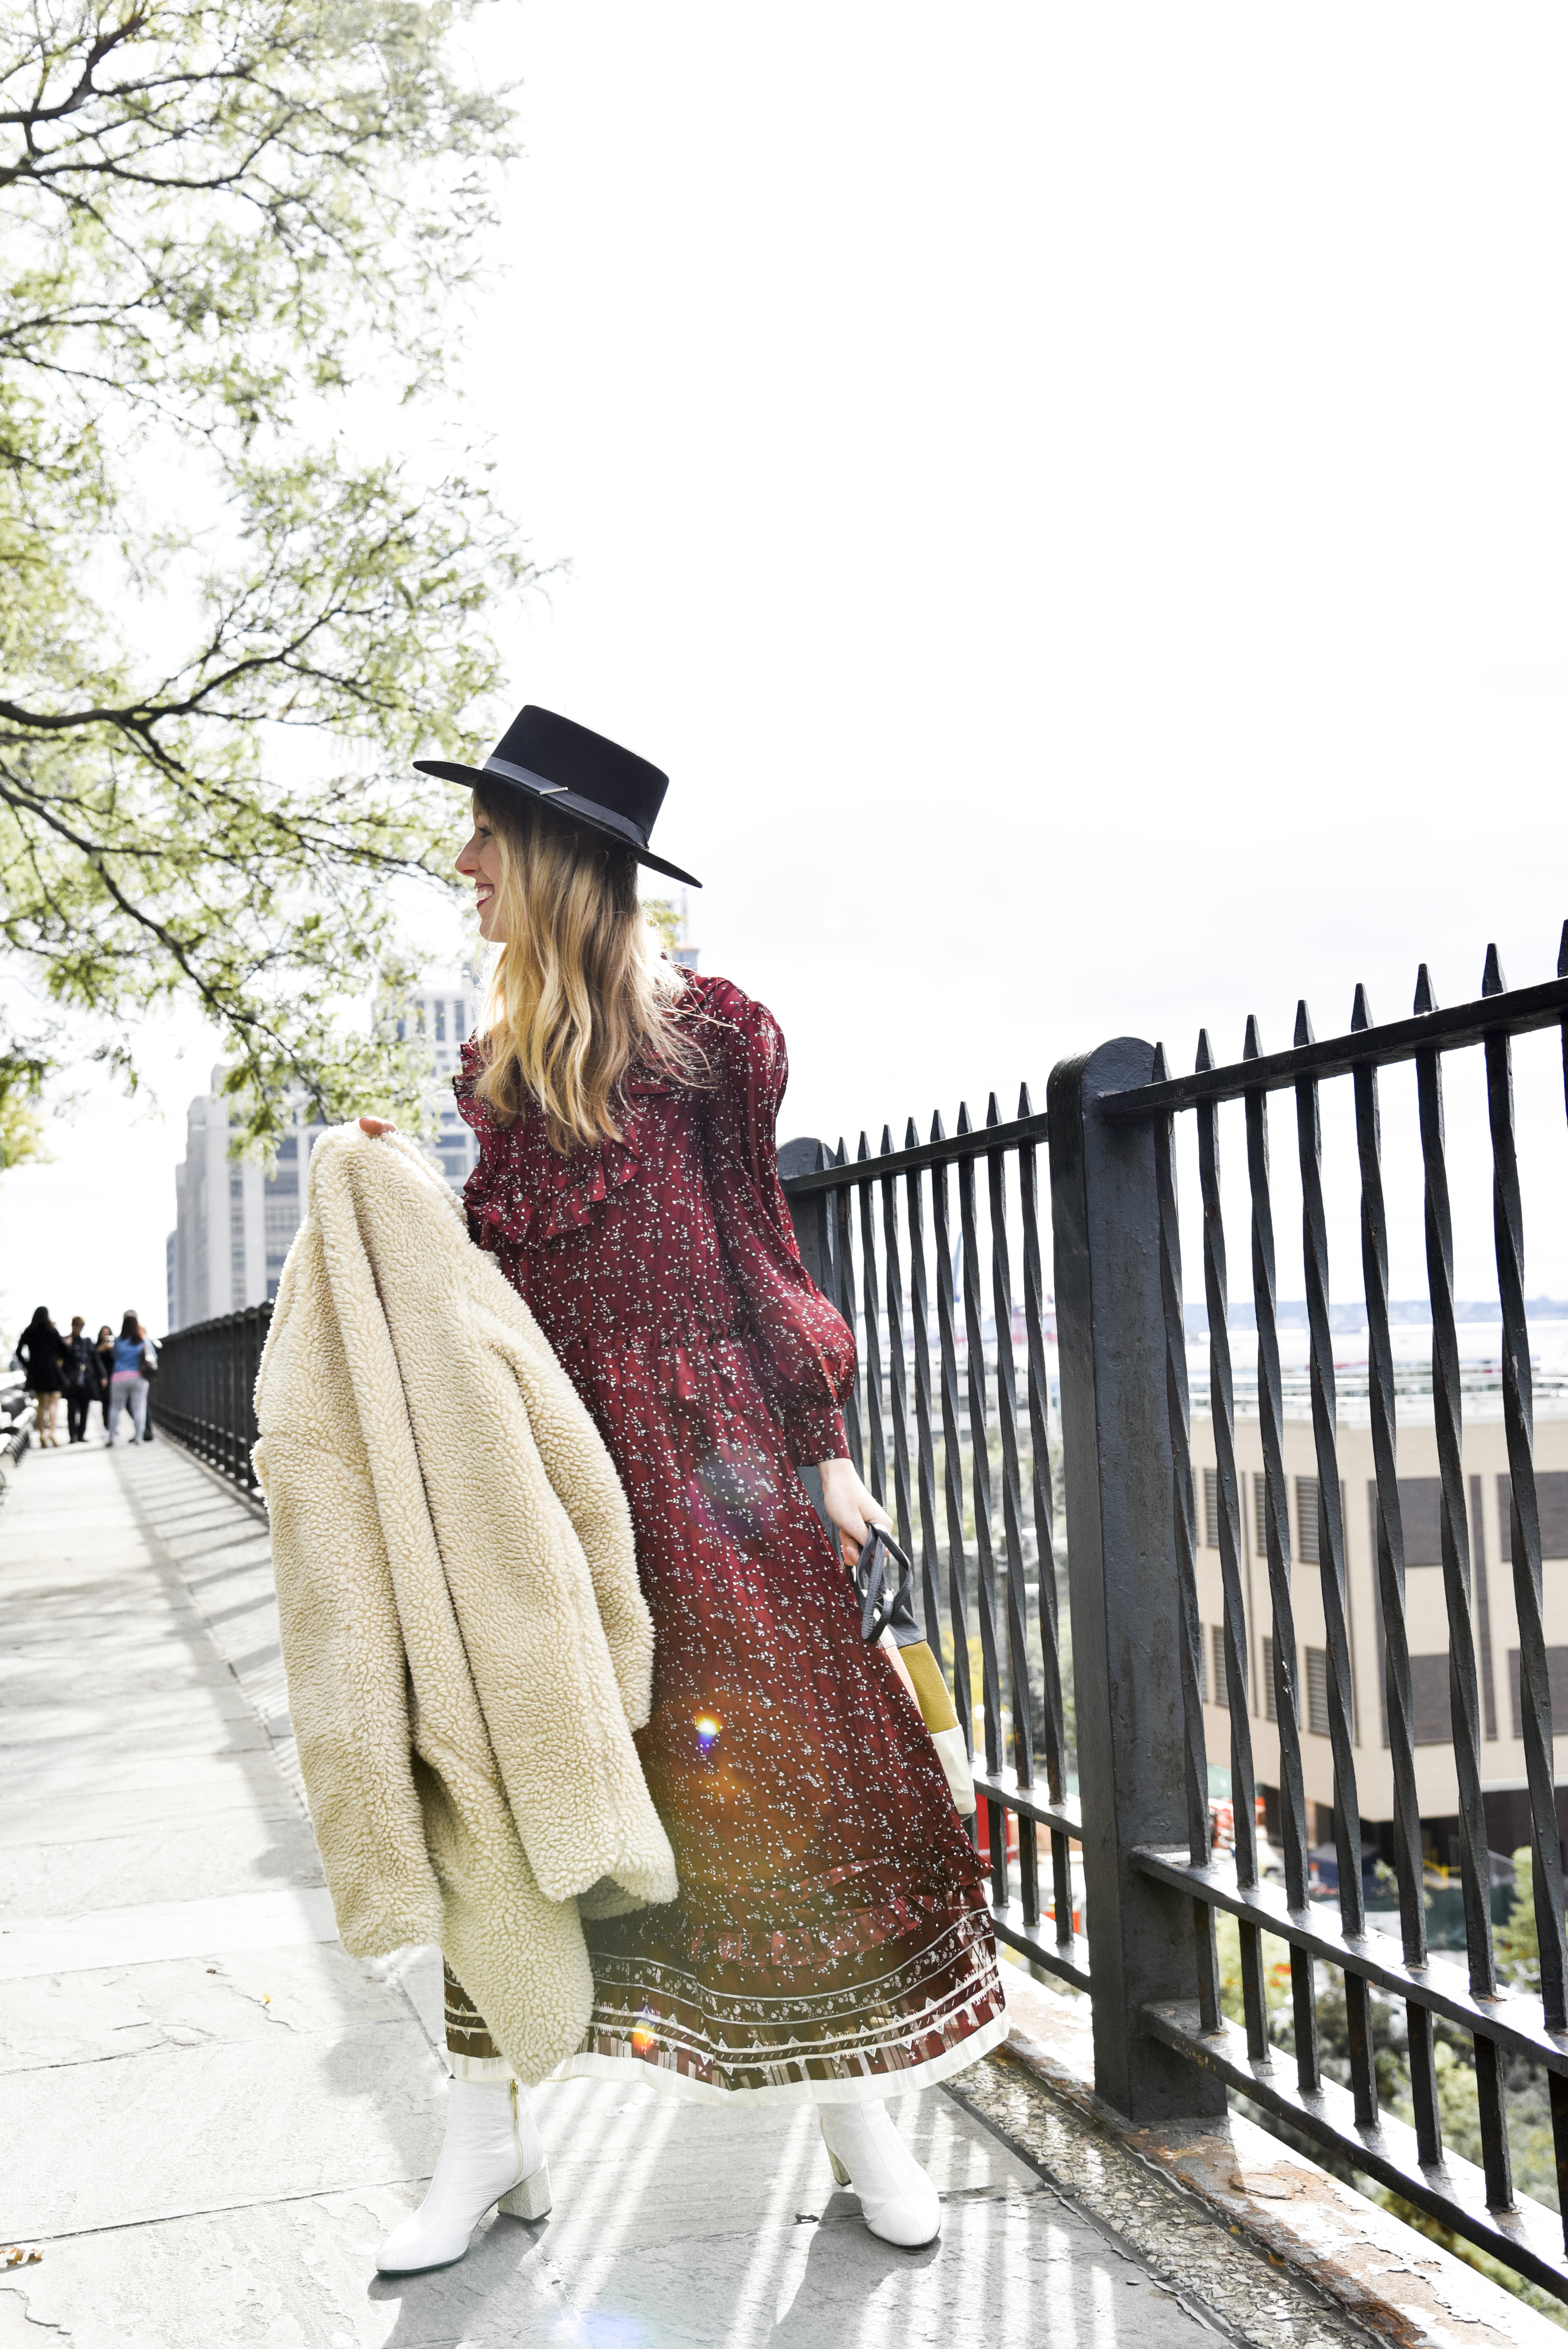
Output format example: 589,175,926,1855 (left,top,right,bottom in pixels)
1047,922,1568,2297
779,1105,1085,1990
150,1304,271,1492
